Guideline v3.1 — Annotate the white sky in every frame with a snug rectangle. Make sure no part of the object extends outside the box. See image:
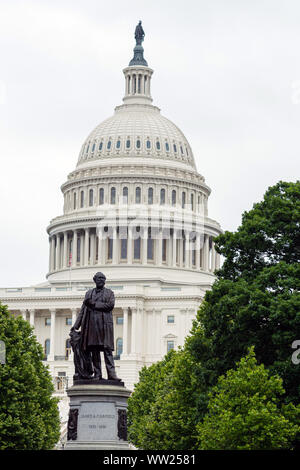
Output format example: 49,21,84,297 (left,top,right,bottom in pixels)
0,0,299,287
